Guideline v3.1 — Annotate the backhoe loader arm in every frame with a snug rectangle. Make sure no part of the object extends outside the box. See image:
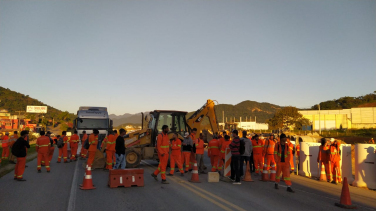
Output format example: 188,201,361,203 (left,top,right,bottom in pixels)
186,99,219,135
